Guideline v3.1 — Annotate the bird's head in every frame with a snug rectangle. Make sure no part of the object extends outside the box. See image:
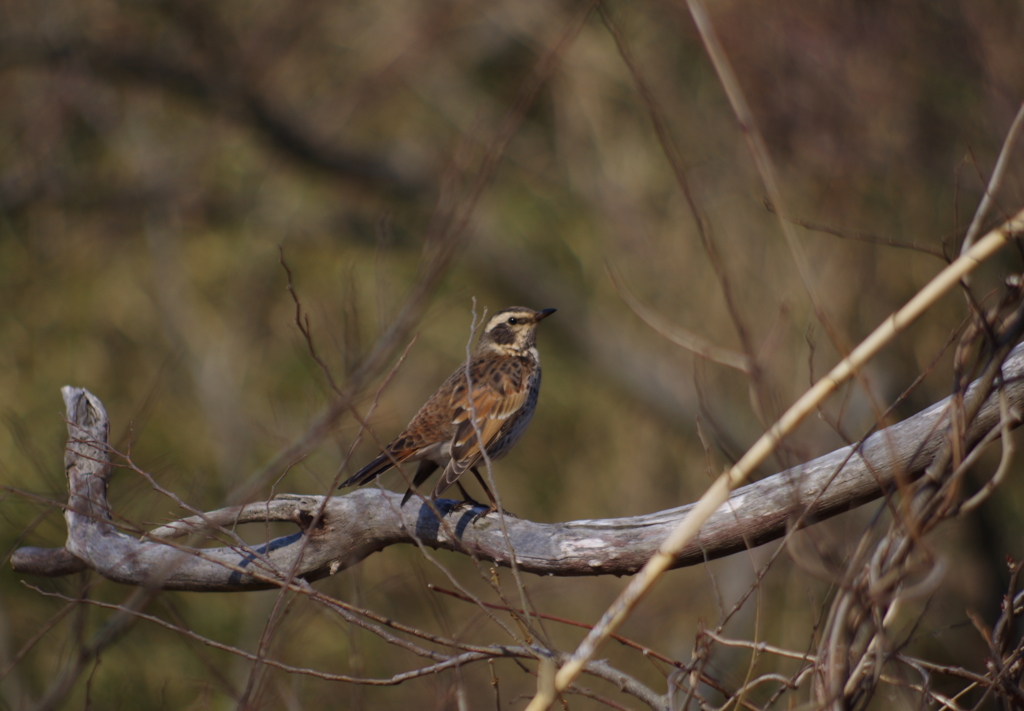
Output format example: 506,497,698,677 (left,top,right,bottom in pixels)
477,306,556,356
